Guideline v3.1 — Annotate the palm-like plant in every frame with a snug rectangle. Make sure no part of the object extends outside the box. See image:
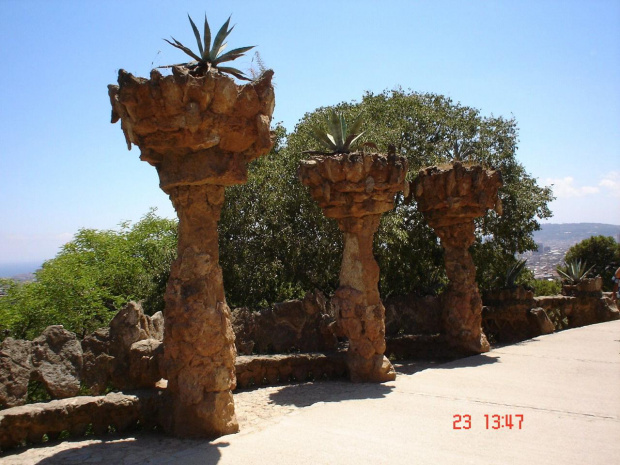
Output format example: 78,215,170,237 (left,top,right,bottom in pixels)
556,260,594,285
161,14,255,80
304,110,368,155
504,259,527,288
